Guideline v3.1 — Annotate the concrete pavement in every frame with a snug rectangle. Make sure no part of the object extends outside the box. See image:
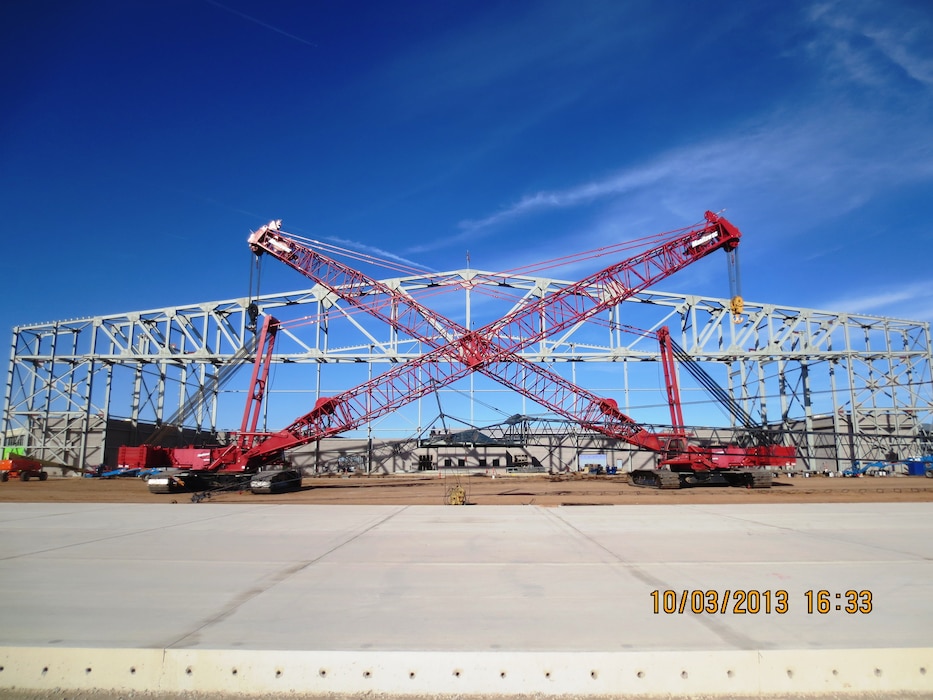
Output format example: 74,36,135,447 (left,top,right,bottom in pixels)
0,502,930,697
